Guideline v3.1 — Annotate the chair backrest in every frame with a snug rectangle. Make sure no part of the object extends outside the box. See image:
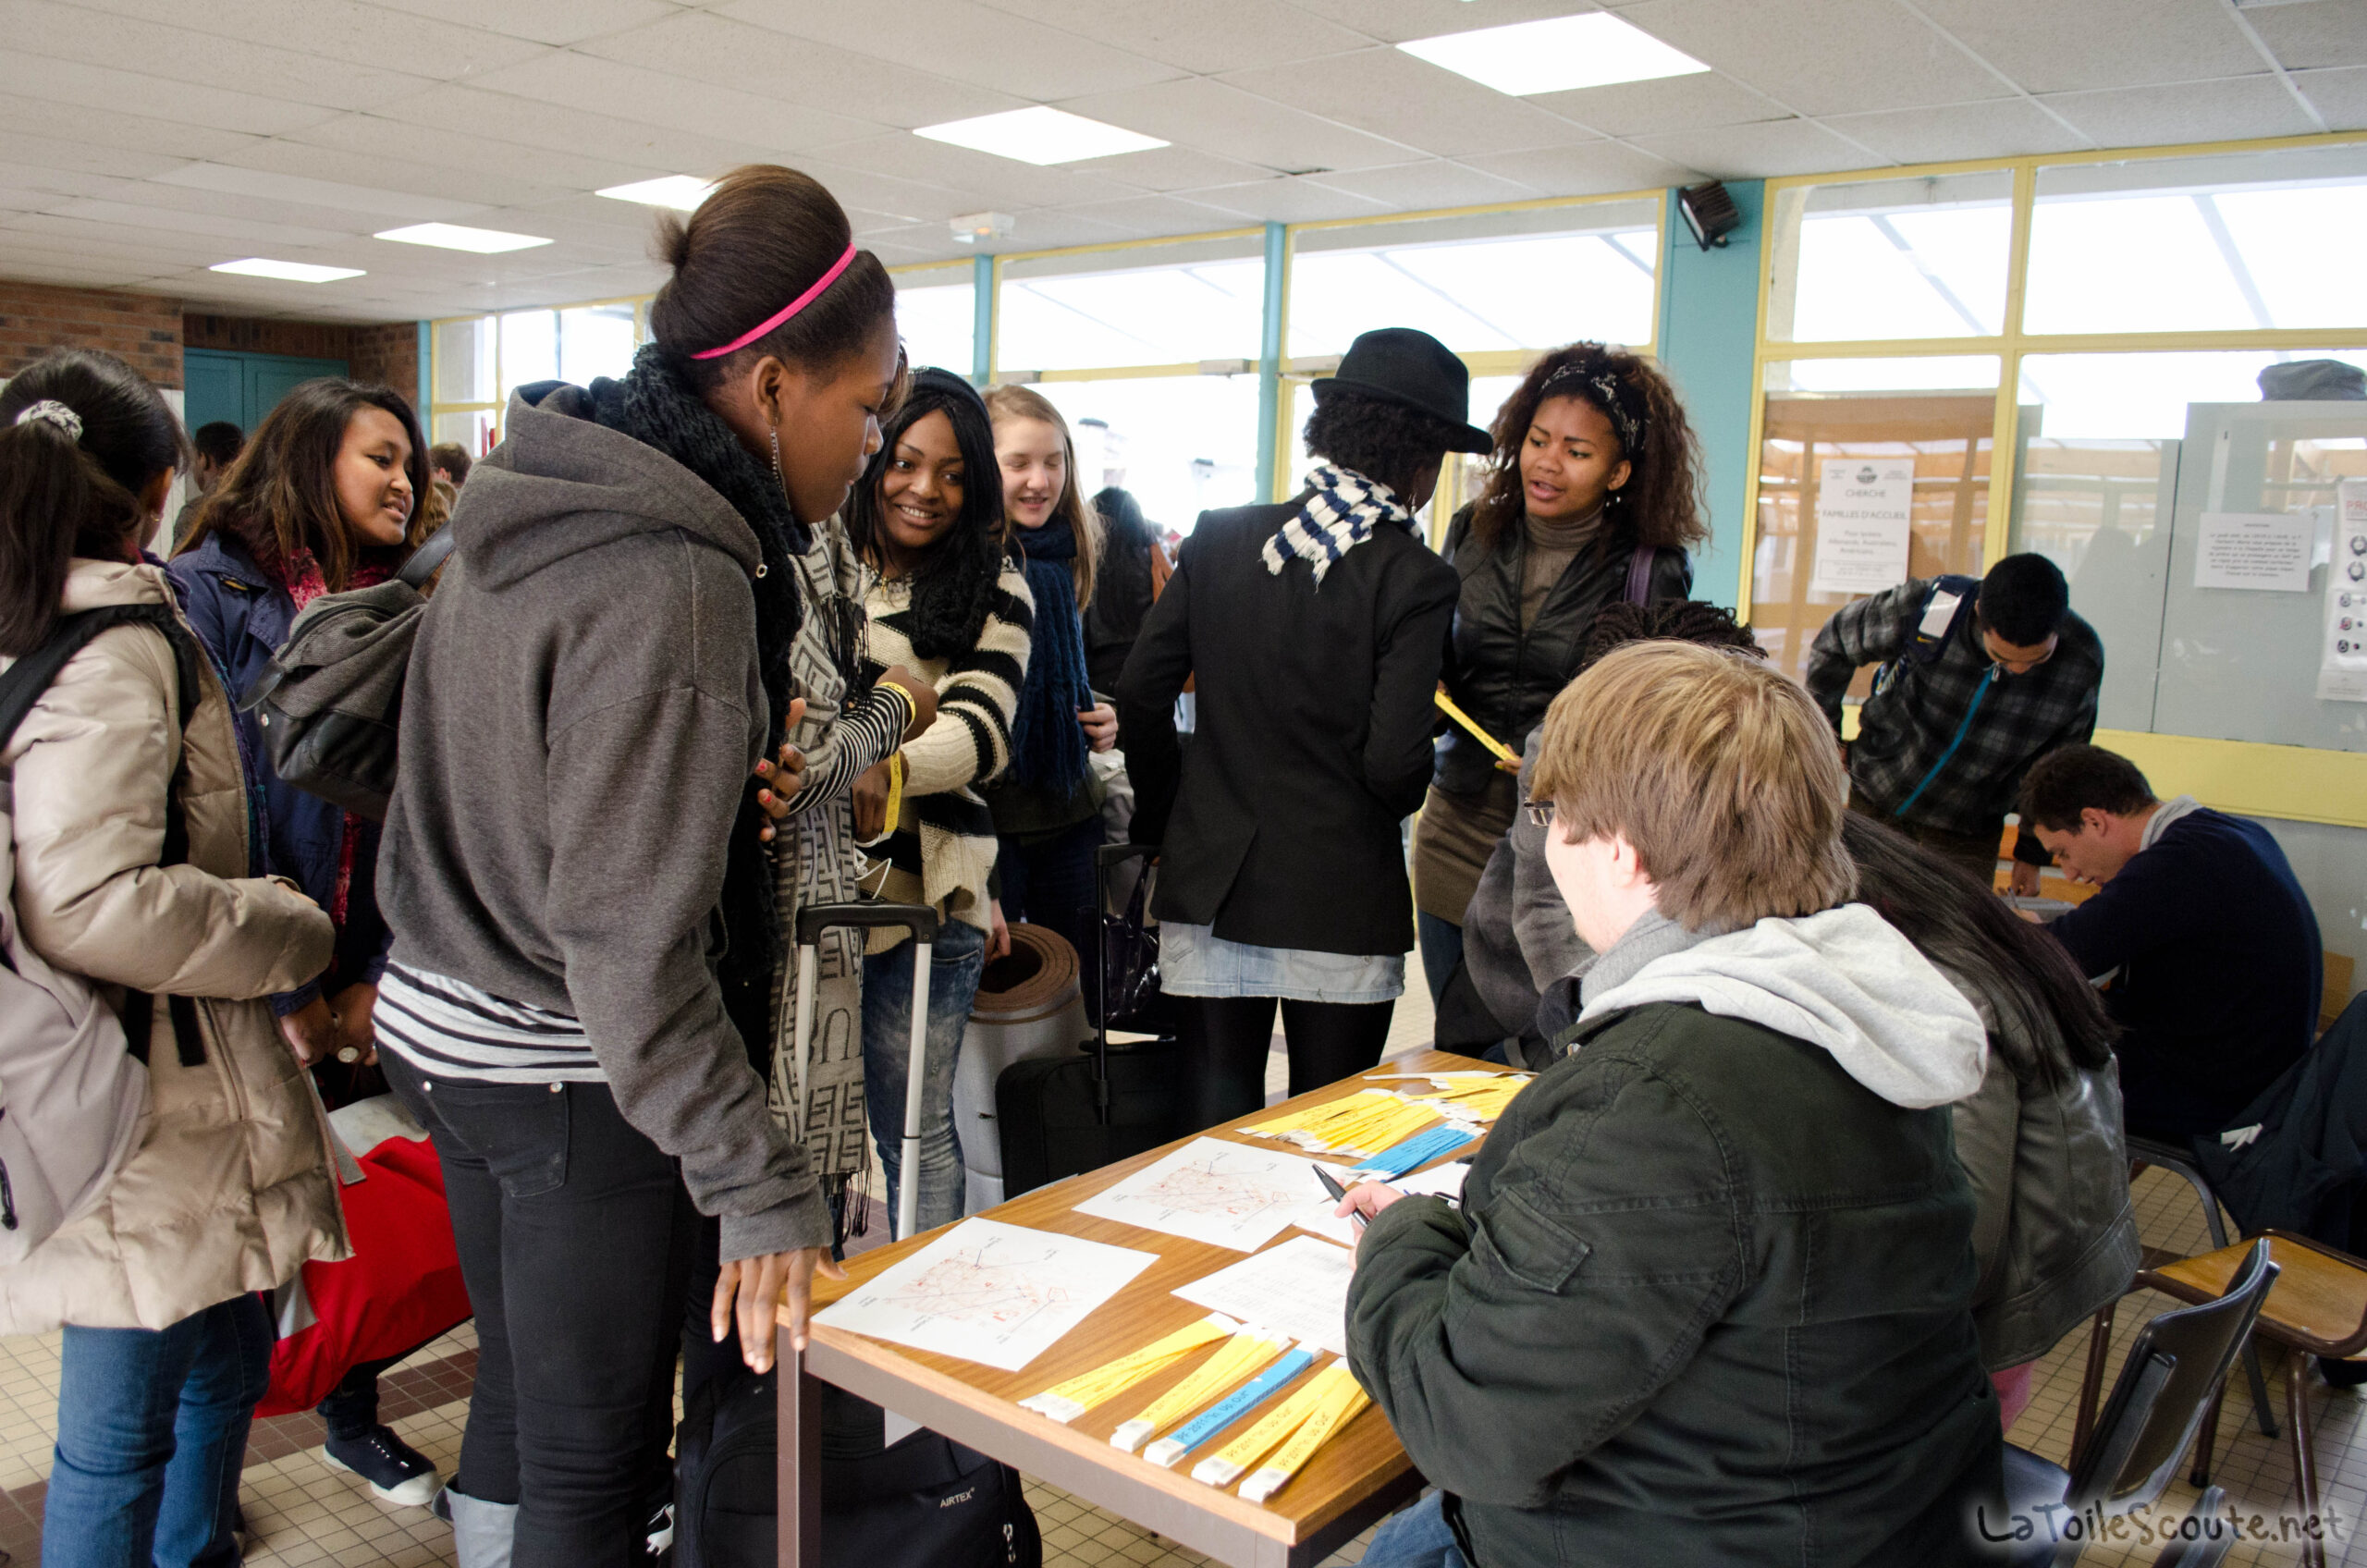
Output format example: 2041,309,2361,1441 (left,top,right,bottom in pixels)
2072,1239,2277,1517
